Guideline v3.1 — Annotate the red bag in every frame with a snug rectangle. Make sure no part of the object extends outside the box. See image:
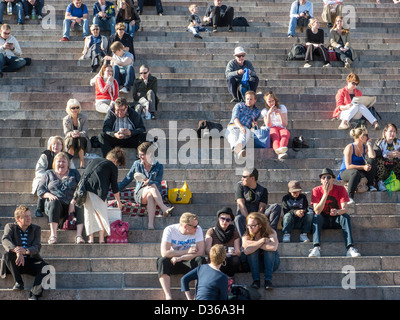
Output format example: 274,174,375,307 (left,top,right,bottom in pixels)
62,213,77,230
107,220,129,243
328,49,338,61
